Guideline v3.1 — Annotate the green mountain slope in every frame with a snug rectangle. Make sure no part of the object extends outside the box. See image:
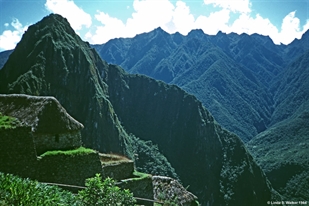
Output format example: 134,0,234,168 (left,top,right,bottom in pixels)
0,14,273,205
247,51,309,200
247,104,309,200
271,50,309,125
